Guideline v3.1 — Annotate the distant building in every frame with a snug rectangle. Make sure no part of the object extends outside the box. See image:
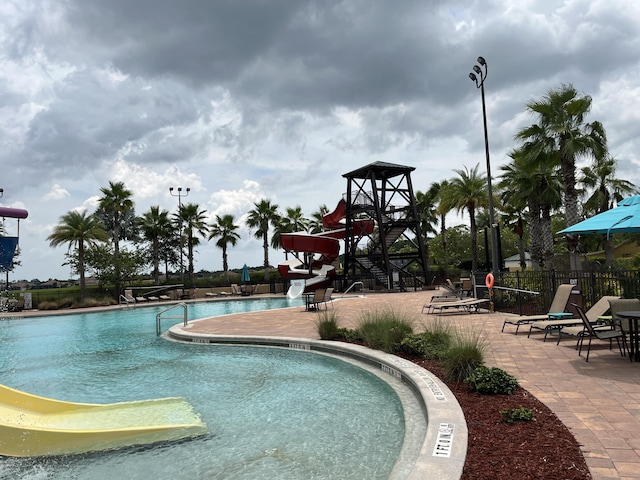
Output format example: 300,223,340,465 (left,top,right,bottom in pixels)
504,252,532,271
585,240,640,262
